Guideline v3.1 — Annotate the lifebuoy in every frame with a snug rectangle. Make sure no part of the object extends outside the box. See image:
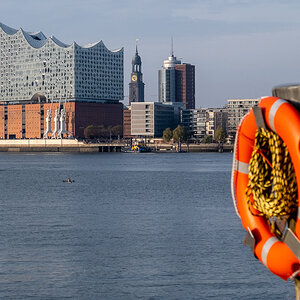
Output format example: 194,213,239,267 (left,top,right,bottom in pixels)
232,96,300,280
